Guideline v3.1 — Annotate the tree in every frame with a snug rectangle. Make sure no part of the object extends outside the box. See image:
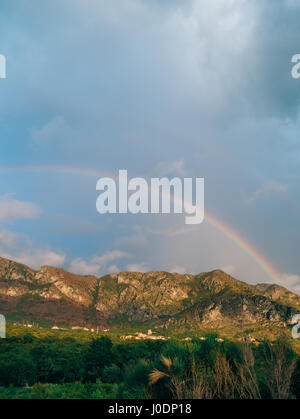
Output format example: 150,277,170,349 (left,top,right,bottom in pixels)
85,337,113,381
